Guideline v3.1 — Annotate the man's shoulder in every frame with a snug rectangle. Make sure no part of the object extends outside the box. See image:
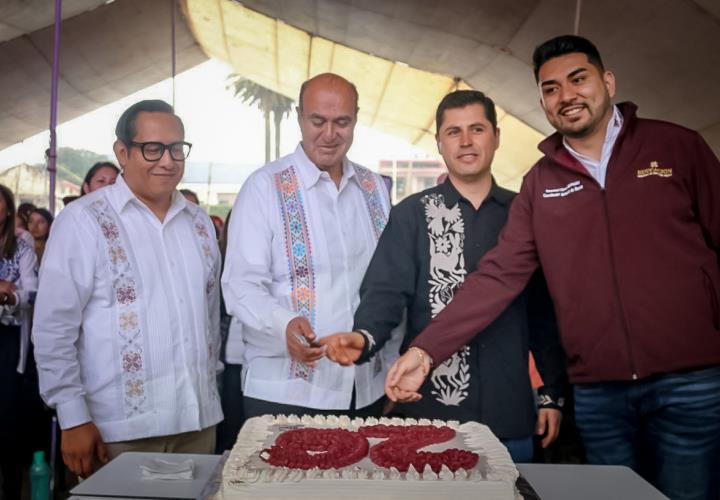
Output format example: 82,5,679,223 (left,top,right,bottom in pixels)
633,116,698,141
493,184,517,202
244,153,299,186
56,189,107,223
